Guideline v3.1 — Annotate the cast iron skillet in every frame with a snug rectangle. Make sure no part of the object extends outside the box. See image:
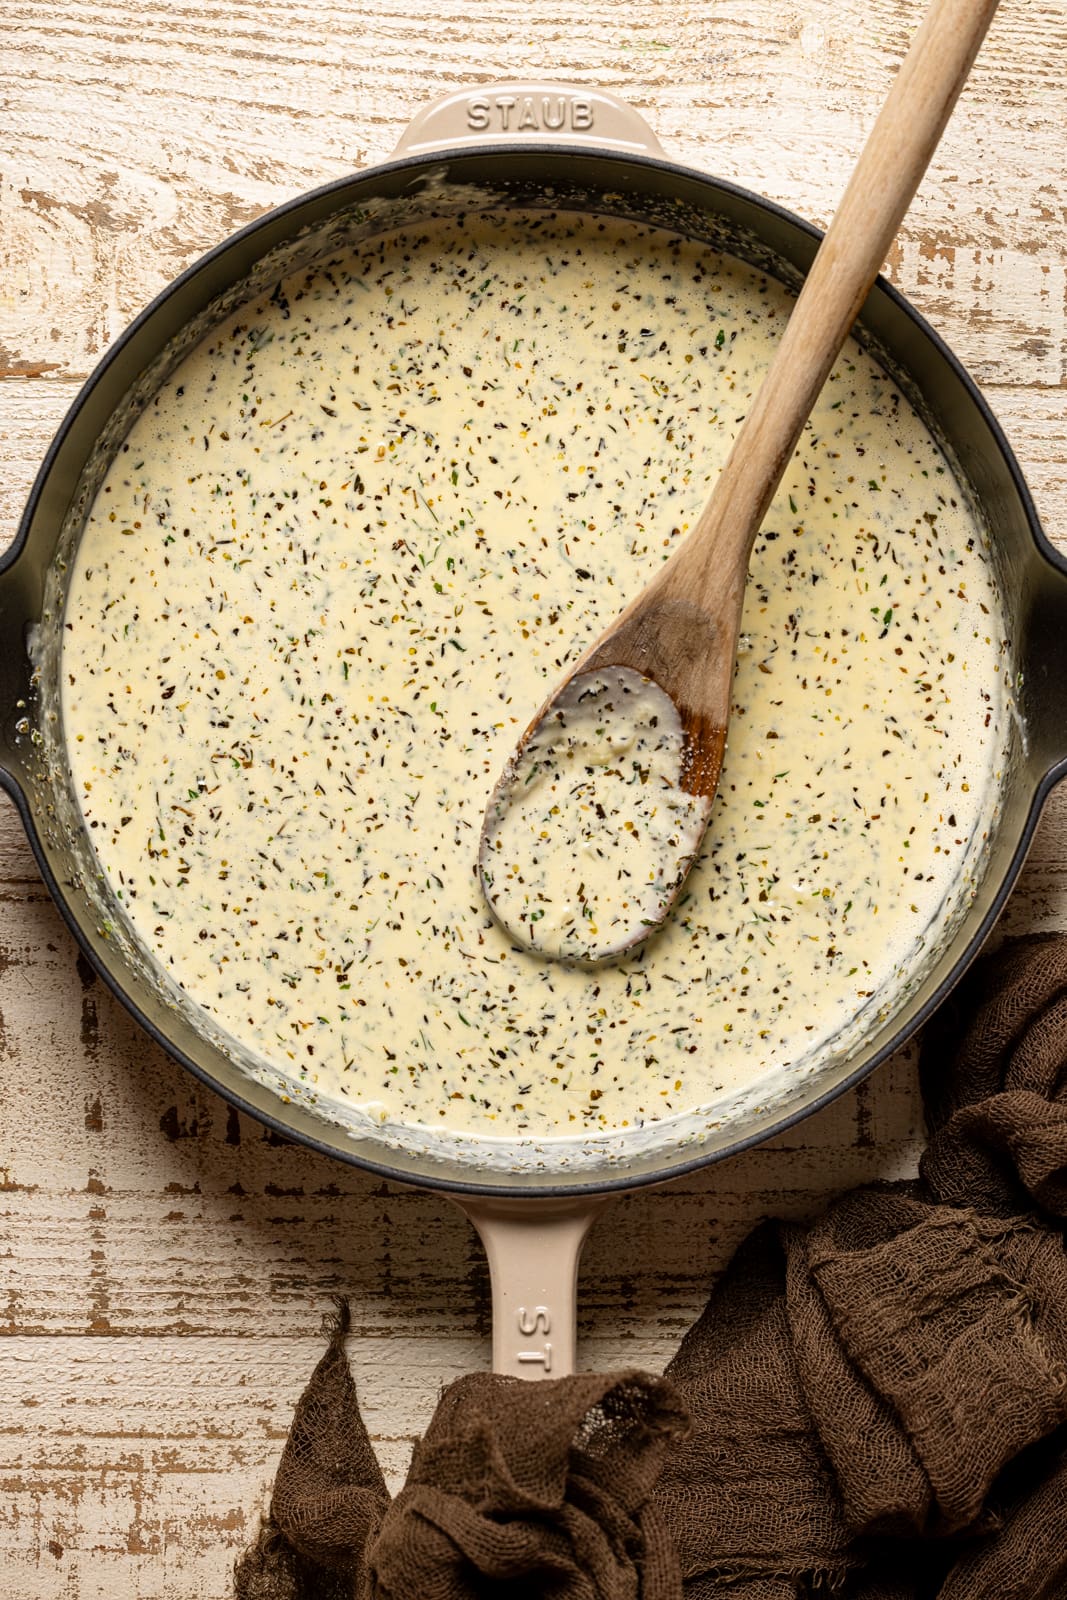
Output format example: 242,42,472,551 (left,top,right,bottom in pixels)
2,86,1065,1375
